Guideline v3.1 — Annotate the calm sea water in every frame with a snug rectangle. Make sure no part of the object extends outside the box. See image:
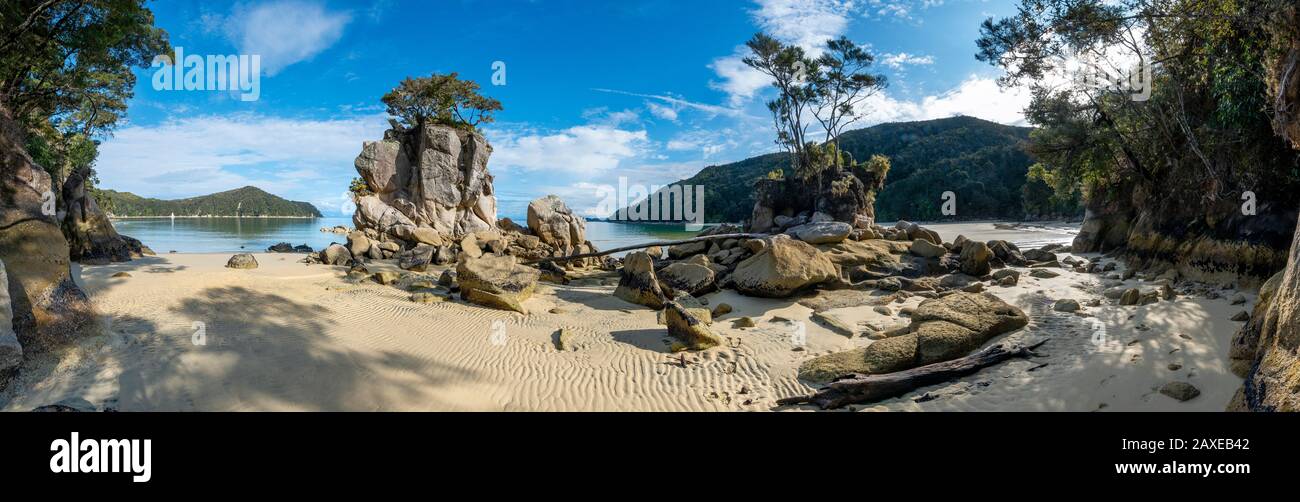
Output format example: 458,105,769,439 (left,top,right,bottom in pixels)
111,217,705,254
111,217,1077,255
